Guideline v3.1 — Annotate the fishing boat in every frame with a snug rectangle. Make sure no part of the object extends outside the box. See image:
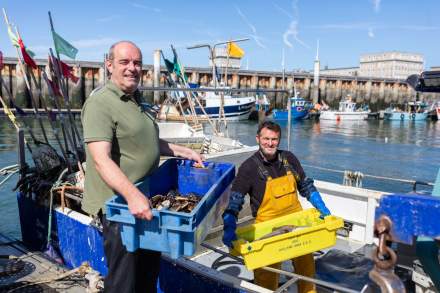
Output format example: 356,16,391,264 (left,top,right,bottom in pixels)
319,97,370,121
255,93,270,112
11,143,438,292
3,91,438,292
272,96,313,120
437,102,440,120
193,87,256,121
428,101,440,120
383,101,429,121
